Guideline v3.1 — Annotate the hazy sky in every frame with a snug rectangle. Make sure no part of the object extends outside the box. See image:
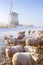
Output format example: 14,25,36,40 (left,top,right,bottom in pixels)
0,0,43,26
